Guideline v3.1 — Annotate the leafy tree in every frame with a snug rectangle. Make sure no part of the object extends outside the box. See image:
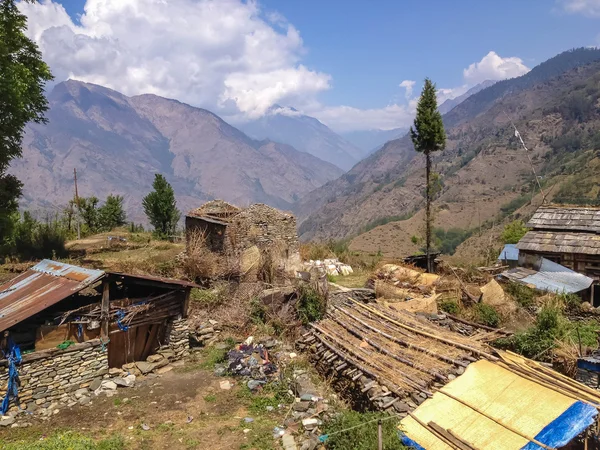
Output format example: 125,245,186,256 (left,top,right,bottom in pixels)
98,194,126,230
410,78,446,272
501,220,529,244
77,196,100,233
0,0,53,249
142,174,180,239
12,212,66,260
